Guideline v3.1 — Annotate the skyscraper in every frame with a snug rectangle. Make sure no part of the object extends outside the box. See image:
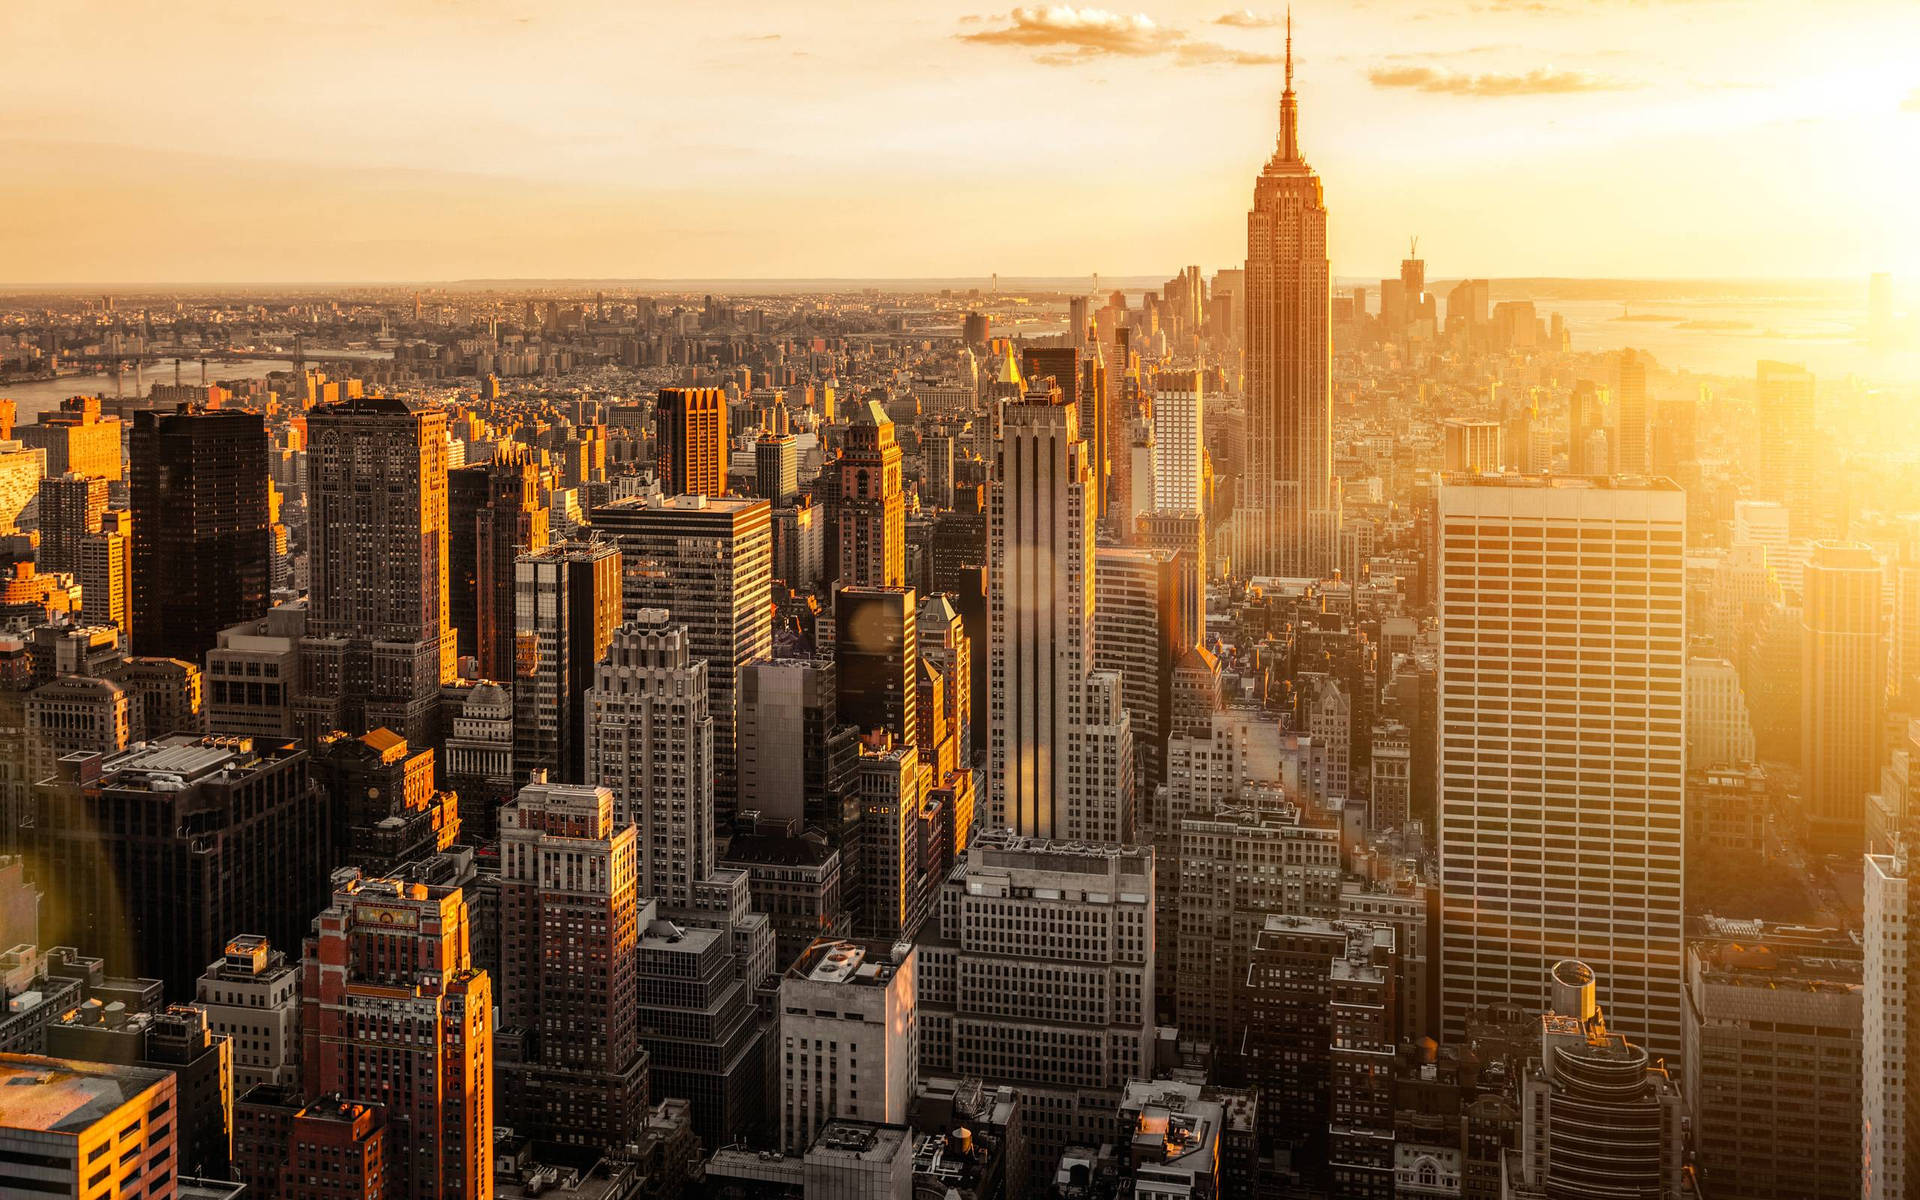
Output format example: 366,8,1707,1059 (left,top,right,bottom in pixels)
583,613,715,909
737,655,854,831
1240,916,1397,1189
18,396,123,482
35,473,106,575
592,494,773,819
301,868,493,1200
1506,961,1689,1200
1237,19,1338,578
1800,540,1885,855
1865,848,1915,1200
0,439,44,537
448,447,549,681
1683,923,1862,1200
1441,419,1502,475
830,399,906,590
496,779,649,1150
989,377,1135,843
779,939,917,1153
193,935,303,1095
512,538,621,784
918,835,1155,1187
1094,546,1188,802
1150,370,1205,516
655,386,728,497
1614,349,1650,475
130,407,272,663
756,402,799,507
1756,360,1816,526
295,397,454,748
77,509,131,634
23,734,330,1000
917,593,973,770
1435,476,1687,1060
834,586,918,748
856,742,922,942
